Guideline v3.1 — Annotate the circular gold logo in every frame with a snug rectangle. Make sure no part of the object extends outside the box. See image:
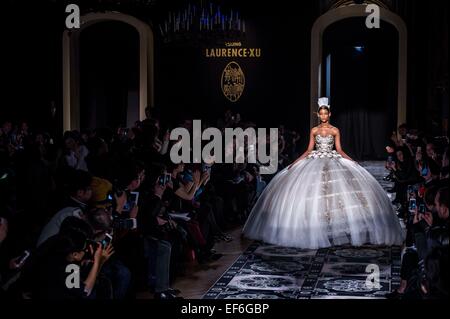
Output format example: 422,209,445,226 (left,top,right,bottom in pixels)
221,61,245,102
